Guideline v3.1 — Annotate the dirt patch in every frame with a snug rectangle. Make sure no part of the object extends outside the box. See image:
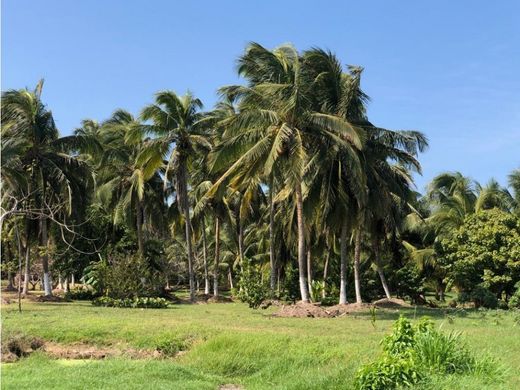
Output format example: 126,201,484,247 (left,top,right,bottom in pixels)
219,385,243,390
1,297,12,305
326,302,374,316
372,298,411,308
44,342,162,360
275,302,332,318
206,295,233,304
